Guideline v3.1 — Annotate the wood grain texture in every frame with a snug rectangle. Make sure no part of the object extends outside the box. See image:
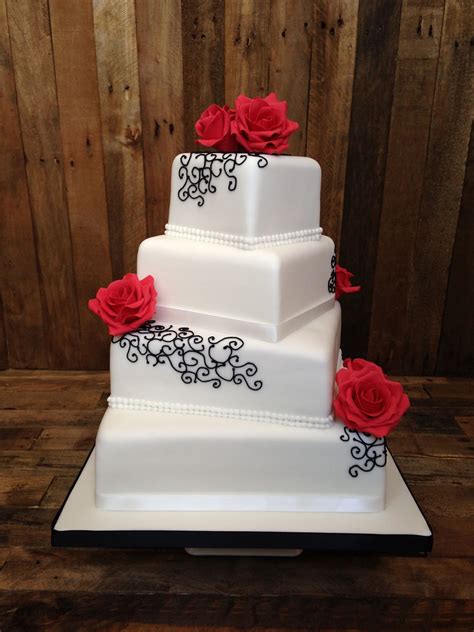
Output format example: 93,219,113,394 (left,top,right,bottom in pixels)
181,0,225,149
49,0,113,369
404,0,472,373
93,0,147,279
268,0,313,156
0,371,472,631
437,123,474,375
0,0,472,374
307,0,359,247
368,0,444,373
339,0,403,359
136,0,185,236
0,0,46,369
224,0,271,101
